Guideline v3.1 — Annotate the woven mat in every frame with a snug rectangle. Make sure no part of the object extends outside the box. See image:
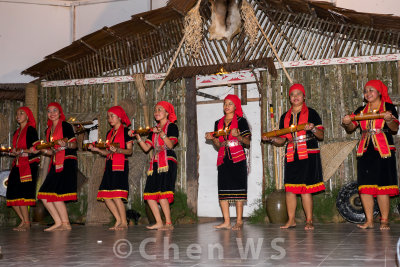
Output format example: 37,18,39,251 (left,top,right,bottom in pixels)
320,140,358,182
